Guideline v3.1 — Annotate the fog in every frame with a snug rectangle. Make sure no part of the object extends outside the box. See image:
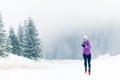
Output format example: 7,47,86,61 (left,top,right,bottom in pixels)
0,0,120,59
43,0,120,59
